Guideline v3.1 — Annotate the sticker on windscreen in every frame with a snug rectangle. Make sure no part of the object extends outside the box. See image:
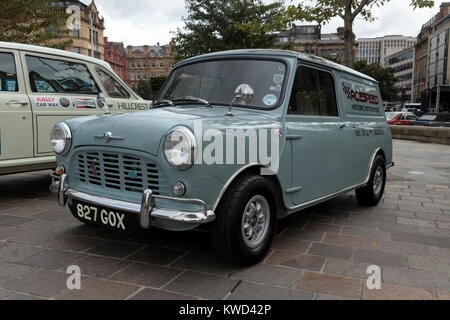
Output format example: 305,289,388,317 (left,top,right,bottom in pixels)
263,94,277,106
